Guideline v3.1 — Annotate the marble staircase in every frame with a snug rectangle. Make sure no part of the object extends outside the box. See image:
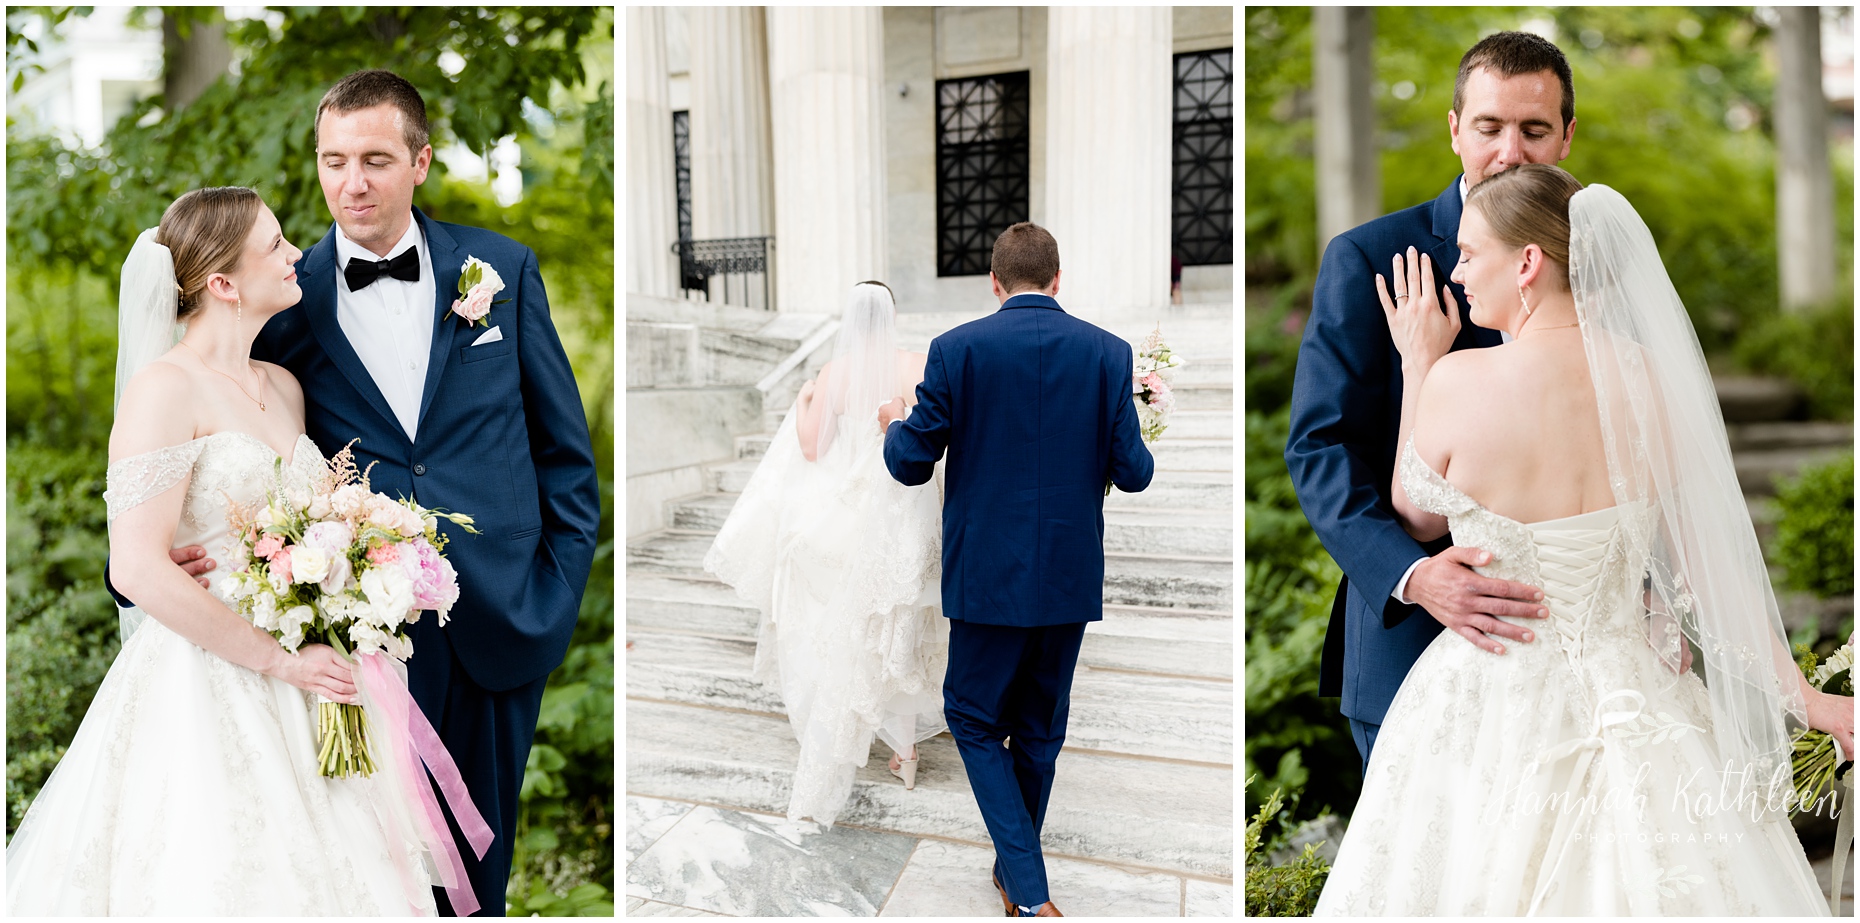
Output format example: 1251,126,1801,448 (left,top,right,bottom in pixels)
625,304,1237,892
